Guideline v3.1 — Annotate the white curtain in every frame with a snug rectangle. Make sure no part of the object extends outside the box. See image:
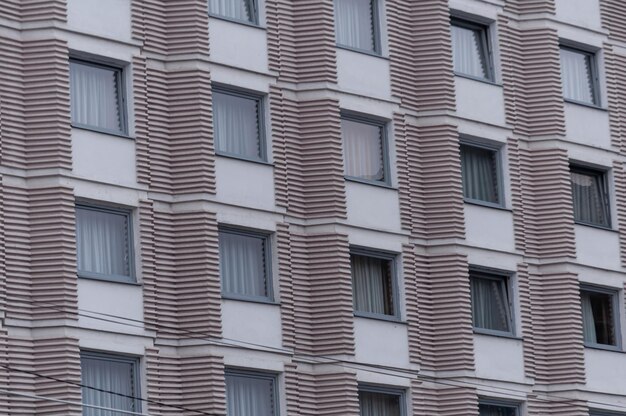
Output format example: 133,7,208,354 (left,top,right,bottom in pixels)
70,61,121,132
570,171,609,226
451,24,488,78
226,374,274,416
81,355,137,416
581,291,614,345
208,0,253,22
360,391,400,416
560,48,594,103
479,404,516,416
471,276,511,332
461,145,498,203
352,255,392,315
342,119,384,181
334,0,375,51
220,232,266,298
581,292,598,343
76,207,130,278
213,91,260,159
